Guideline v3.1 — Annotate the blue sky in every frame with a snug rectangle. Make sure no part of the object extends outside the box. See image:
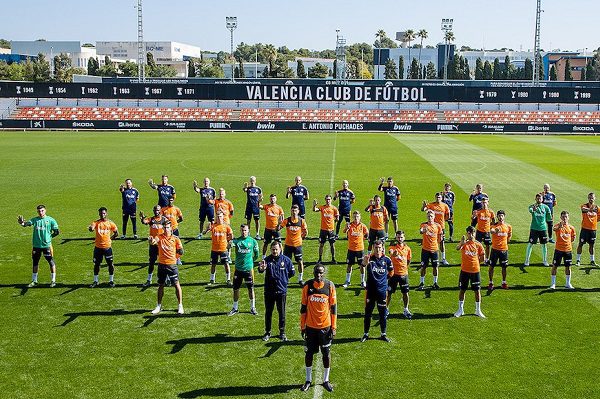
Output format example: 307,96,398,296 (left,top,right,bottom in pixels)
2,0,598,53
